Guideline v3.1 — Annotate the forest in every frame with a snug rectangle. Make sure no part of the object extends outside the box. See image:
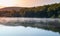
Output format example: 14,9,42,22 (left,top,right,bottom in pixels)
0,3,60,18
